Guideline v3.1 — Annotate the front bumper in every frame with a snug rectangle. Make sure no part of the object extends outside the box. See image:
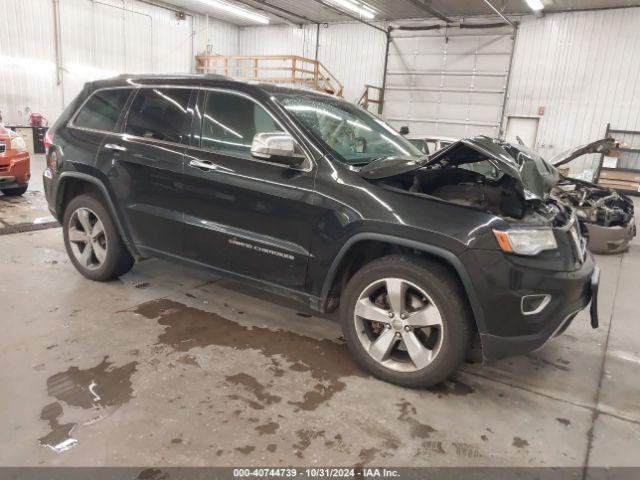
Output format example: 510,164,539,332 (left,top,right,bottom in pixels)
0,153,30,187
461,250,598,360
586,217,636,254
